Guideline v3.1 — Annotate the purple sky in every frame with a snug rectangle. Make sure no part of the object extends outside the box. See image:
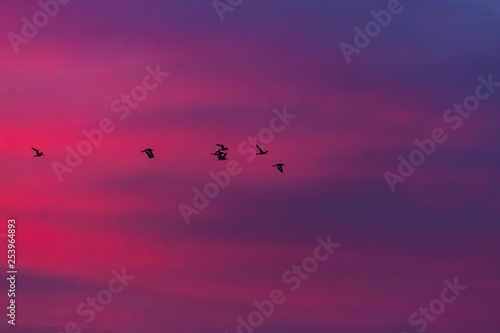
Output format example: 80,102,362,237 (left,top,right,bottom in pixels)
0,0,499,332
